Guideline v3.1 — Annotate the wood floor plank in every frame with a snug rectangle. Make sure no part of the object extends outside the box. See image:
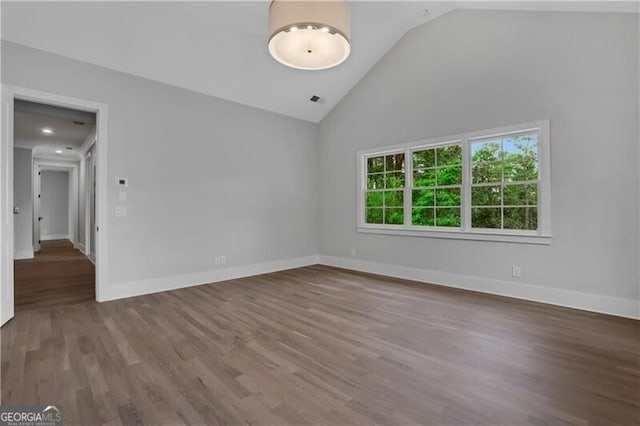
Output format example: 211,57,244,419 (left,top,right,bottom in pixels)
14,239,95,311
2,258,639,425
